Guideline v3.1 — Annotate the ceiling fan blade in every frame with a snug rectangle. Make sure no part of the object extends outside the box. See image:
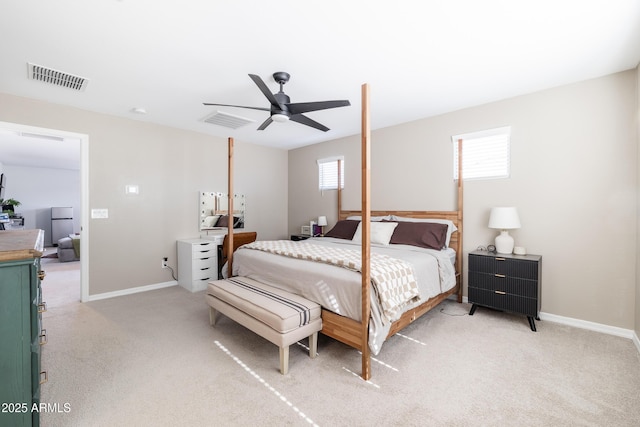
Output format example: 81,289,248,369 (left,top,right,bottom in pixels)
203,103,270,112
257,116,273,130
289,114,330,132
286,100,351,115
248,74,282,108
